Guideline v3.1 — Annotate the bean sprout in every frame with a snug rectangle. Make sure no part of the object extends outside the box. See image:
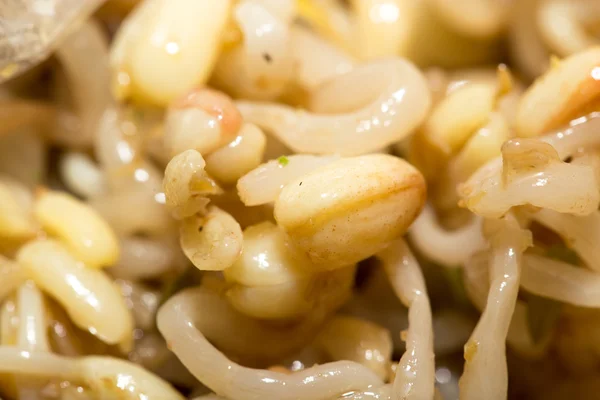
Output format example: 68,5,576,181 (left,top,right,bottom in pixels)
459,217,532,400
157,286,383,400
377,239,435,400
237,59,431,156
